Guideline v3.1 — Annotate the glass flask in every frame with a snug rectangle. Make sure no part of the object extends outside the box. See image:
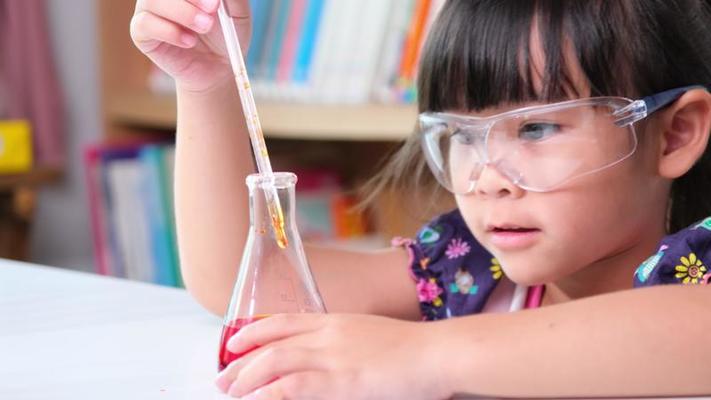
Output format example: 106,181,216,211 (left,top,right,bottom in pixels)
218,172,327,371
